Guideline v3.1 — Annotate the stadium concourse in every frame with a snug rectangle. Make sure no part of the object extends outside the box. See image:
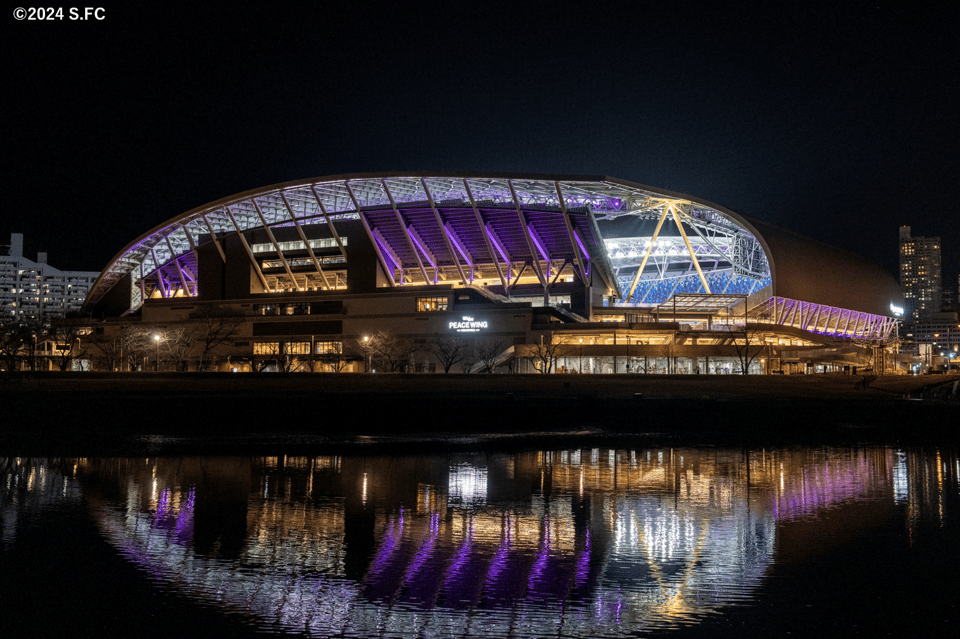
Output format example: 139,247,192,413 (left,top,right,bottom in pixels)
76,173,905,375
